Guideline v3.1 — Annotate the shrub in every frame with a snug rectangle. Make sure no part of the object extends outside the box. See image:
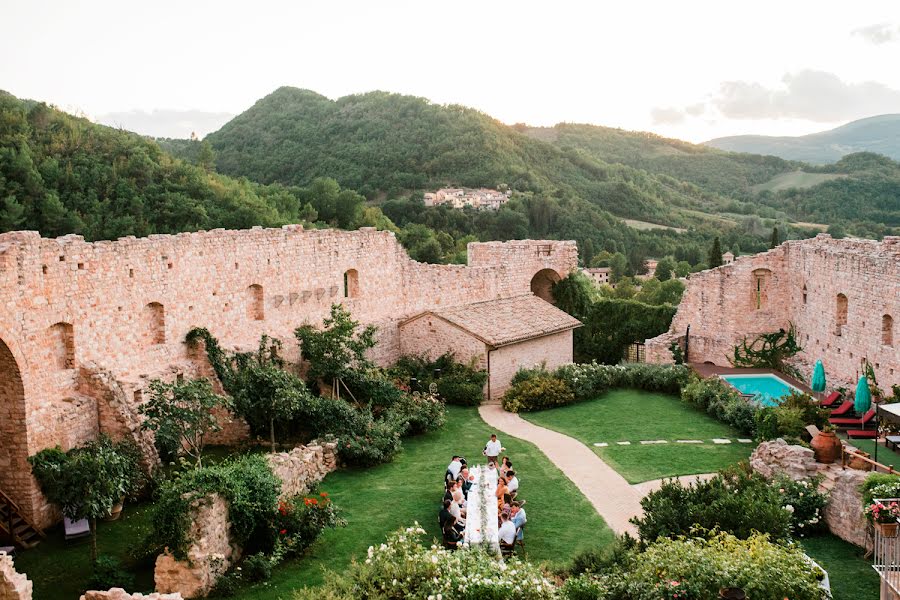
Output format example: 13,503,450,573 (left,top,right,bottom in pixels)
88,555,134,591
559,573,609,600
567,537,634,576
861,473,900,506
272,491,344,558
681,377,758,435
631,467,792,544
390,353,487,406
510,363,551,386
502,375,575,413
773,475,828,536
337,415,403,467
605,532,827,600
756,405,807,441
383,391,446,436
295,524,557,600
555,362,690,402
241,553,272,583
